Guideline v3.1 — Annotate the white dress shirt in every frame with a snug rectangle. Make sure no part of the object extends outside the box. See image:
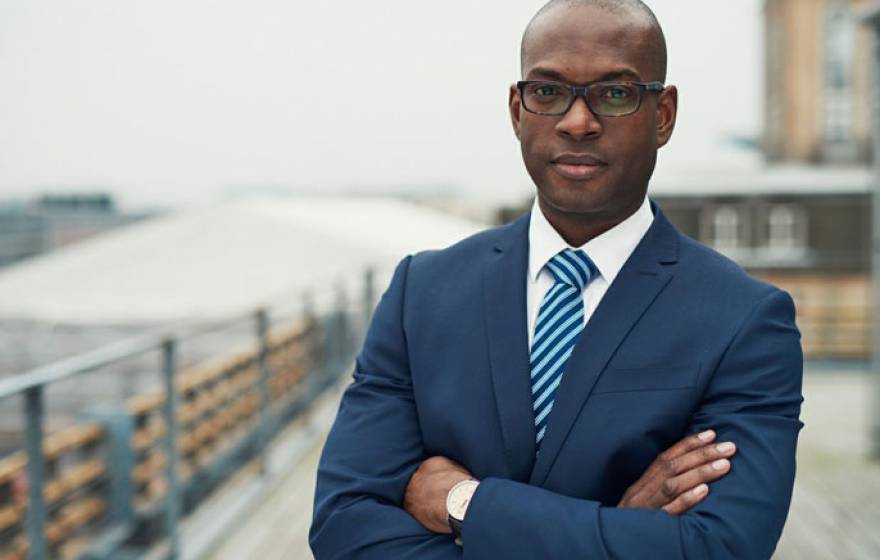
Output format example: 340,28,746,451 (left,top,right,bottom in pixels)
527,195,655,349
